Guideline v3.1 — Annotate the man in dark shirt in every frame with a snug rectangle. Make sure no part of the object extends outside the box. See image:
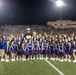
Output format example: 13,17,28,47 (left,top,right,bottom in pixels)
24,28,32,41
